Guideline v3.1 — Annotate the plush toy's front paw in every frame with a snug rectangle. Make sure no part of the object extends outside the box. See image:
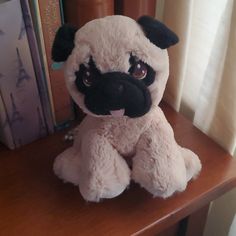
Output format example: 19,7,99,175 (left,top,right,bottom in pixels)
78,132,131,202
132,159,187,199
79,175,129,202
132,148,187,198
78,156,131,202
